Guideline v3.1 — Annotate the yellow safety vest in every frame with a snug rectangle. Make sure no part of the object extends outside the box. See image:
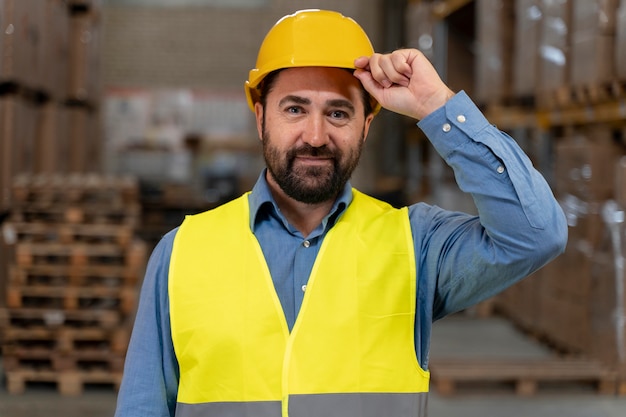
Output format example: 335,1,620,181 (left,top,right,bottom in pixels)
169,190,430,417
